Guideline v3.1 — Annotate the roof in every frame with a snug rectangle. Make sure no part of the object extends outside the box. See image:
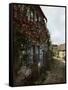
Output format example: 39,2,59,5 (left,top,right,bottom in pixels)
32,5,47,22
38,6,47,22
52,44,58,47
58,44,65,51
